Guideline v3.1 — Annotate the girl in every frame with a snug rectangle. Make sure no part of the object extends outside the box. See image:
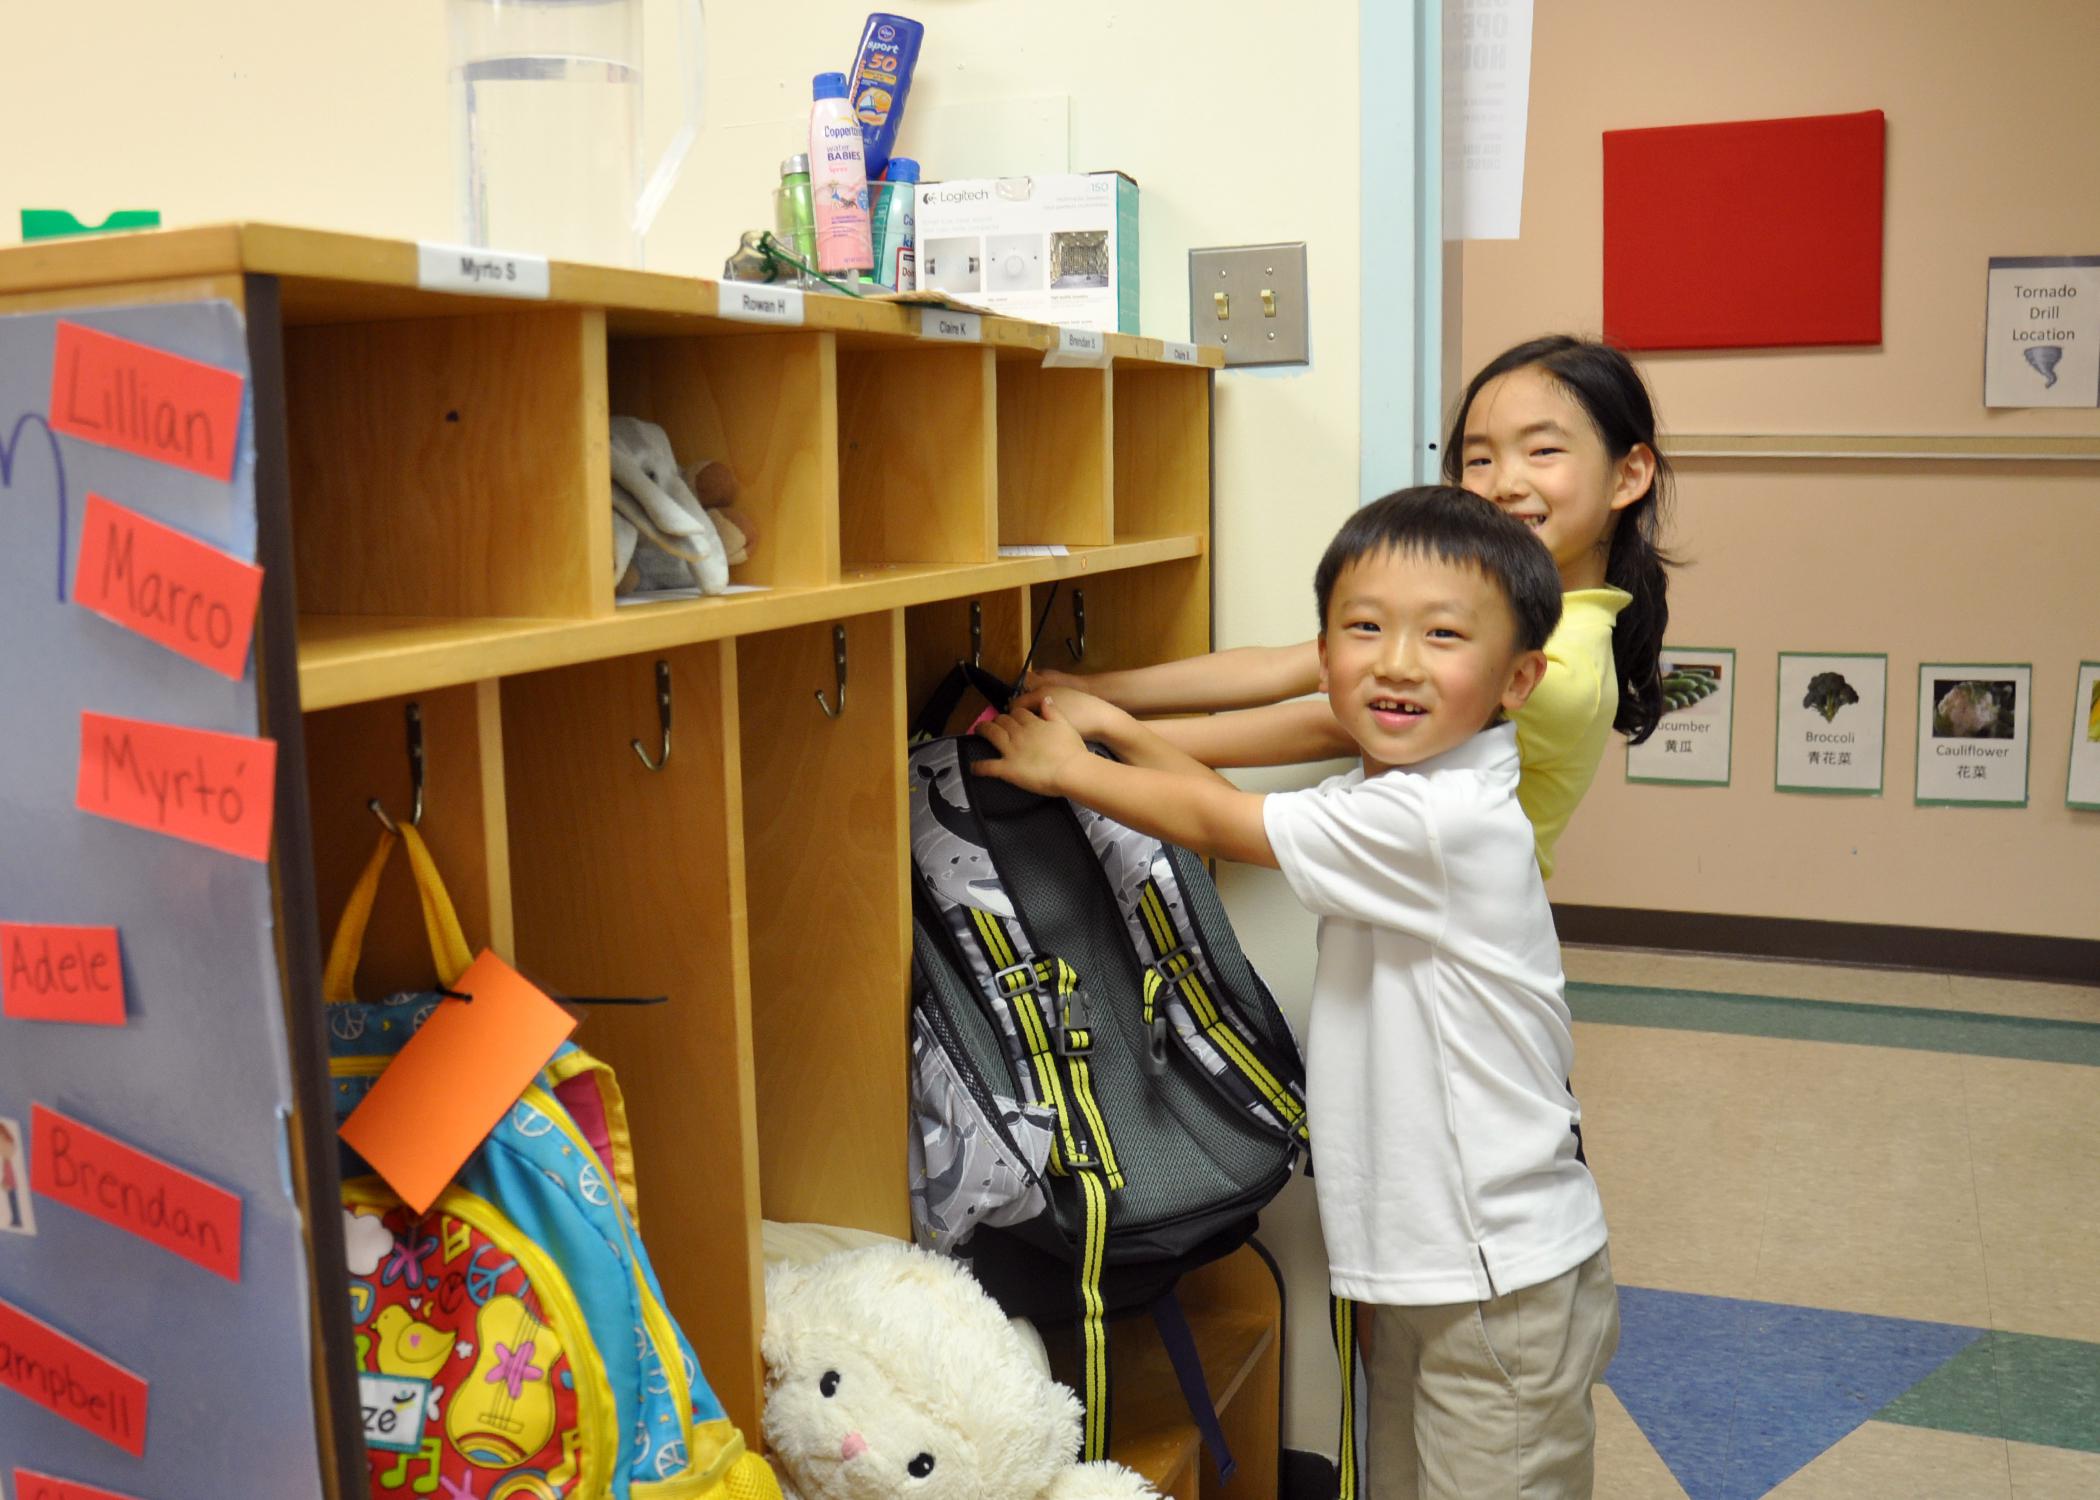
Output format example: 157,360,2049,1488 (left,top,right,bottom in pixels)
1034,334,1675,880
